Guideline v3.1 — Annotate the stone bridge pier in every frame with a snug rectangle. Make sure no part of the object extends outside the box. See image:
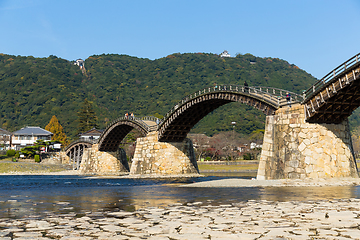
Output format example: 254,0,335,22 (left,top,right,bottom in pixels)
257,104,359,180
130,131,199,175
79,144,129,175
77,132,199,176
